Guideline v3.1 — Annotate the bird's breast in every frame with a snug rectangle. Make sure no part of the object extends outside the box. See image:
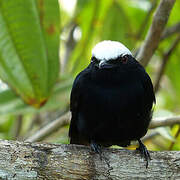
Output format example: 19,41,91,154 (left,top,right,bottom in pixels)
83,69,144,115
